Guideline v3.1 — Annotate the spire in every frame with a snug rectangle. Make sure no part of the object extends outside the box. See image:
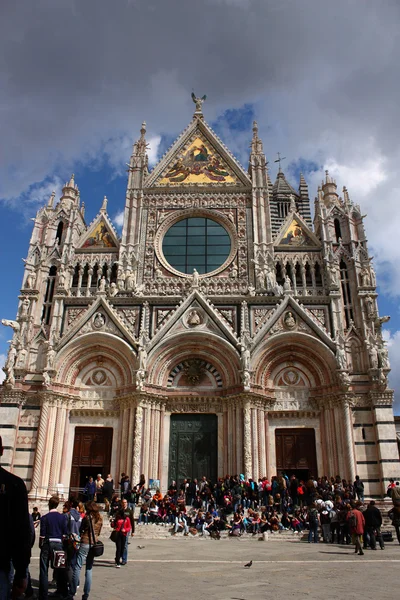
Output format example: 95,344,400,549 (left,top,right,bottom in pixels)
61,173,79,207
343,186,352,207
321,169,339,207
100,195,108,212
297,173,312,228
251,120,264,155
